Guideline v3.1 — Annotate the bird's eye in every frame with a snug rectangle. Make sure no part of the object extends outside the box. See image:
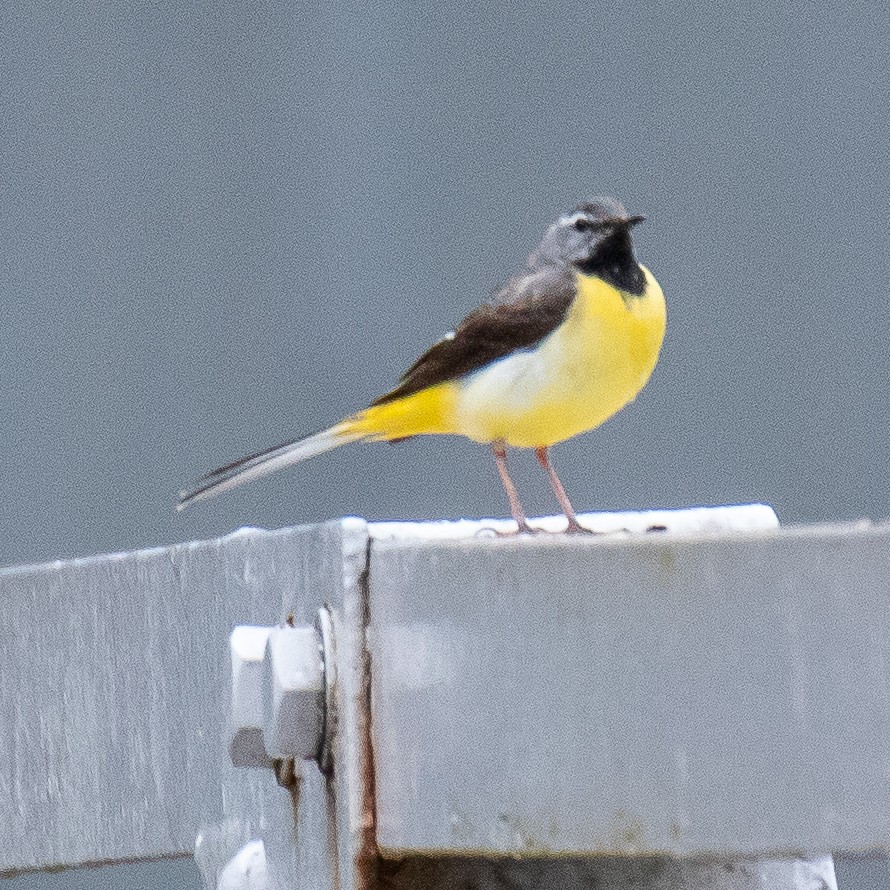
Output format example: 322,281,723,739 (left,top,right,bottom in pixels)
574,218,594,232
